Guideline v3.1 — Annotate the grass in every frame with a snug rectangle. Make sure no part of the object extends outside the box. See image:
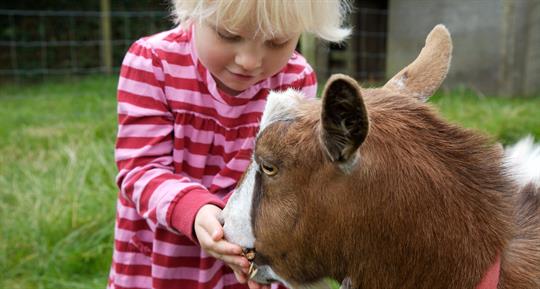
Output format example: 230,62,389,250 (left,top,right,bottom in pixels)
0,76,539,288
0,76,118,289
430,88,540,145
